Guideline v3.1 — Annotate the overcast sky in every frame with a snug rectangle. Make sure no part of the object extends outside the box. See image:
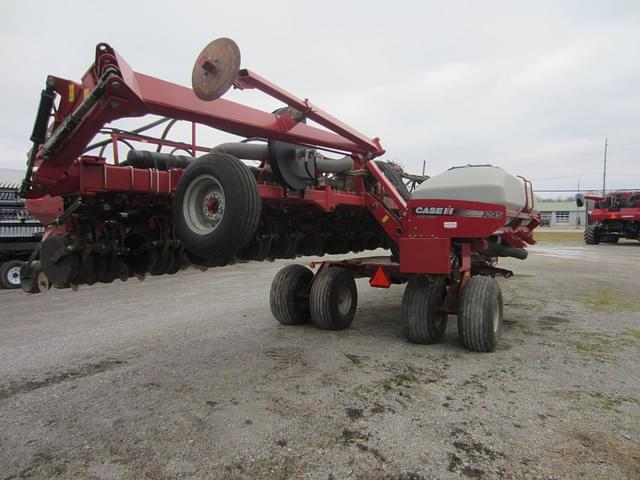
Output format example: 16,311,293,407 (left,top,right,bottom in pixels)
1,1,638,195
